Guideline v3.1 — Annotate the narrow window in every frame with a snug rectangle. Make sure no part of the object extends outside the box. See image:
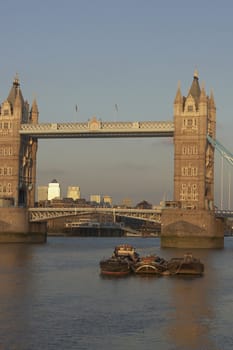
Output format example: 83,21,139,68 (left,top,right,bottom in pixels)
7,183,11,192
188,105,193,112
